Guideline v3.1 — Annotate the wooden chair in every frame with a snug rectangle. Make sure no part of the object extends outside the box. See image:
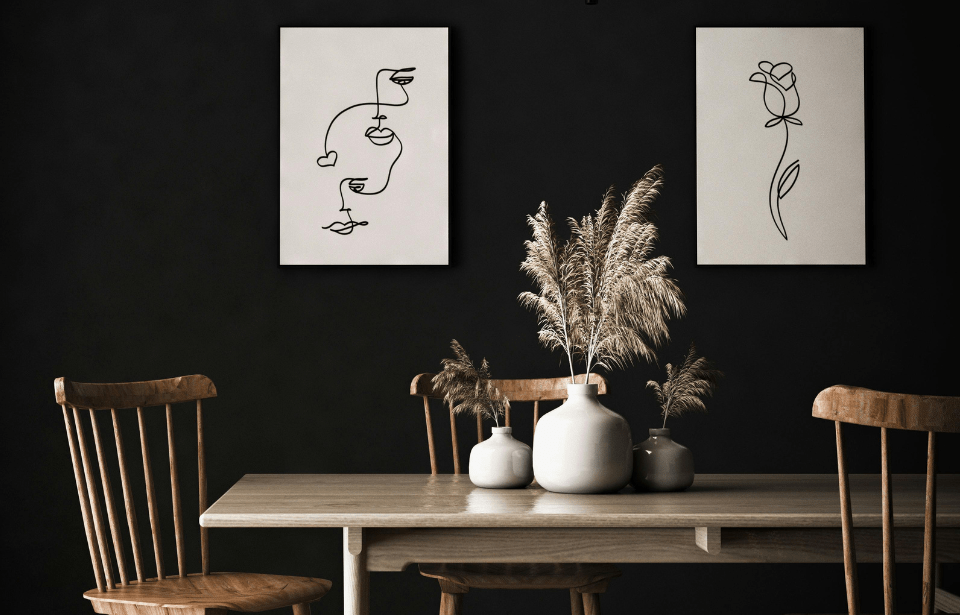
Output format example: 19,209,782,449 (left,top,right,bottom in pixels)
812,385,960,615
411,372,621,615
57,375,332,615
